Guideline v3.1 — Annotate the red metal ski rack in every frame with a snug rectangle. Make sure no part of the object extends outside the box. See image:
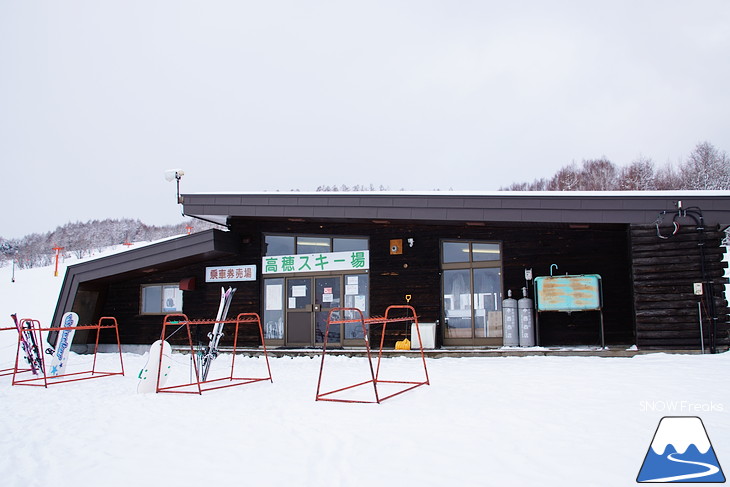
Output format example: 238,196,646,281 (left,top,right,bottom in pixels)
12,316,125,387
156,312,273,395
1,325,30,377
316,305,430,404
